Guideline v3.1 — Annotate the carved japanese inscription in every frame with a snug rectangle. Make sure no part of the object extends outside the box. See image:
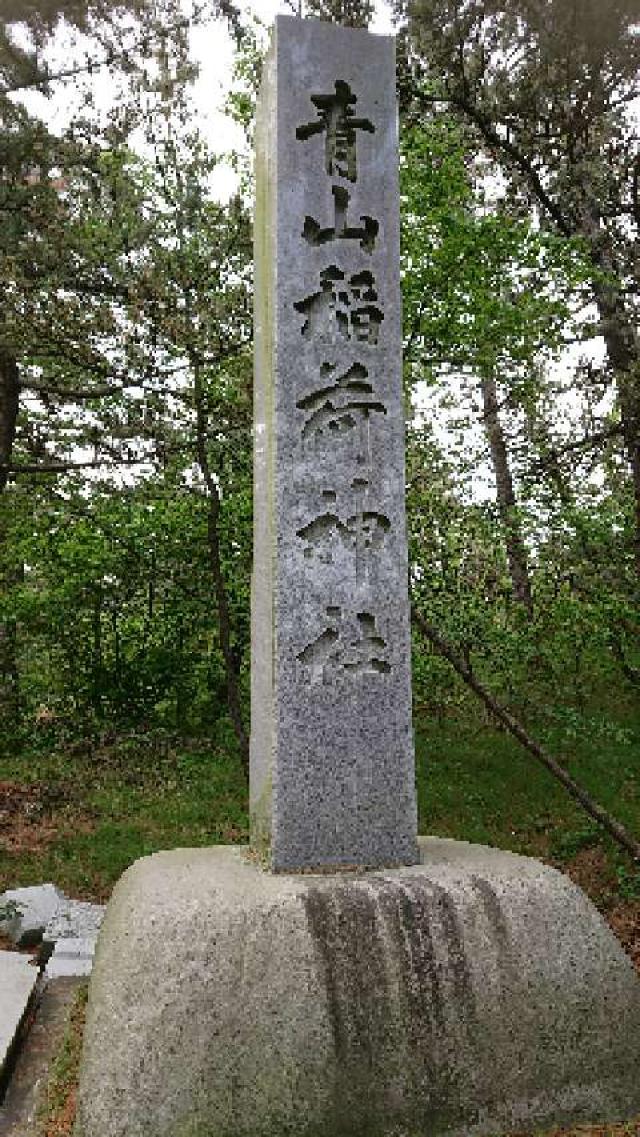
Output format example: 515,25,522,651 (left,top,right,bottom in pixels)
297,606,390,684
294,266,383,344
297,507,390,583
295,79,374,181
301,186,379,252
293,75,391,671
297,362,387,465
